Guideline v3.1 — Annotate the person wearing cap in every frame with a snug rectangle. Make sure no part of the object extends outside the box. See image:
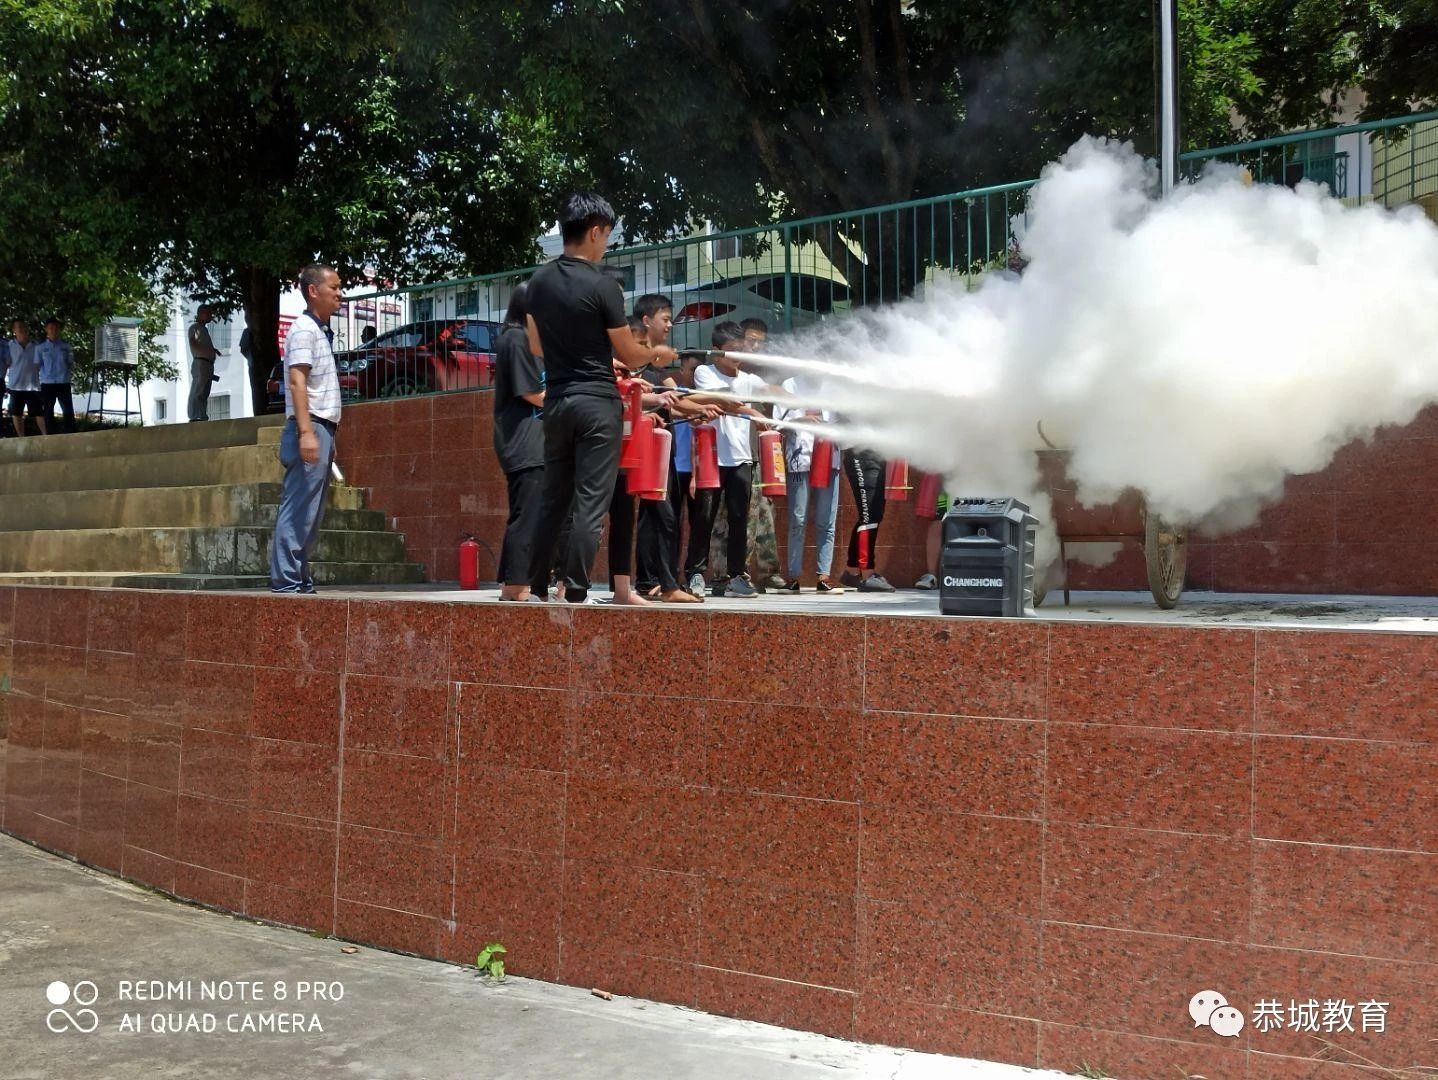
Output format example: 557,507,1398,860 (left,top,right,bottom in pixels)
187,304,223,421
